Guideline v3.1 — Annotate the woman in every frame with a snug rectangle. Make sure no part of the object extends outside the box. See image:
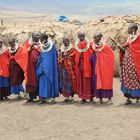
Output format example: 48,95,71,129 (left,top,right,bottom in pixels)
120,23,140,105
58,35,76,103
91,32,114,105
26,32,41,102
74,30,93,103
0,38,11,100
9,38,27,99
37,33,59,104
